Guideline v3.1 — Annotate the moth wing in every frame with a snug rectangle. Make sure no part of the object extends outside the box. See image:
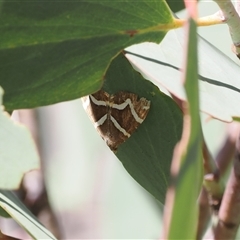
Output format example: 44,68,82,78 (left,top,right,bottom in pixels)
111,92,150,137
